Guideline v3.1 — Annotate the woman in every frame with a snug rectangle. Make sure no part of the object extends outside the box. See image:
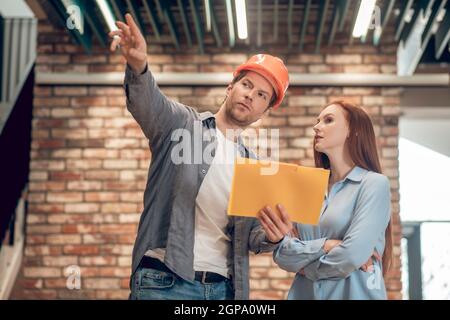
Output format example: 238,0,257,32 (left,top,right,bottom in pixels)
258,101,392,299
